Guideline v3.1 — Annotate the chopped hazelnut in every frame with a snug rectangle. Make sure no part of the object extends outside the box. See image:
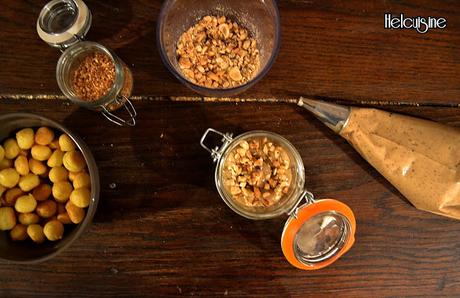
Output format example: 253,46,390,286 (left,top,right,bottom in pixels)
223,137,293,208
176,15,260,89
228,67,242,81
